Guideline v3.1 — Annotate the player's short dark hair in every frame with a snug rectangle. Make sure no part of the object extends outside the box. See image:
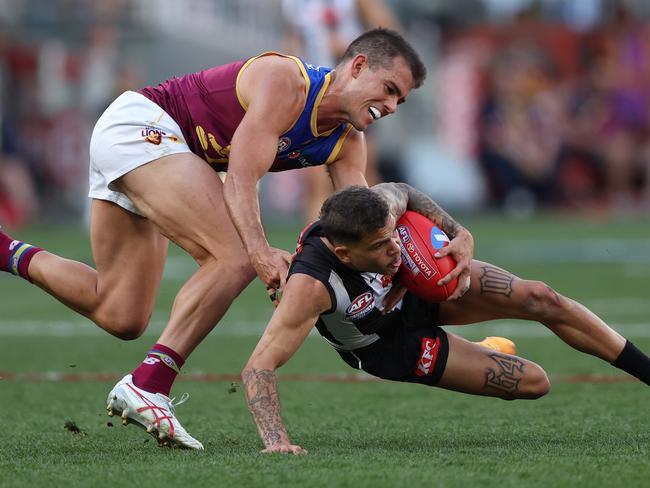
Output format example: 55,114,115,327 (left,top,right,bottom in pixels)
339,27,426,88
320,186,389,244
